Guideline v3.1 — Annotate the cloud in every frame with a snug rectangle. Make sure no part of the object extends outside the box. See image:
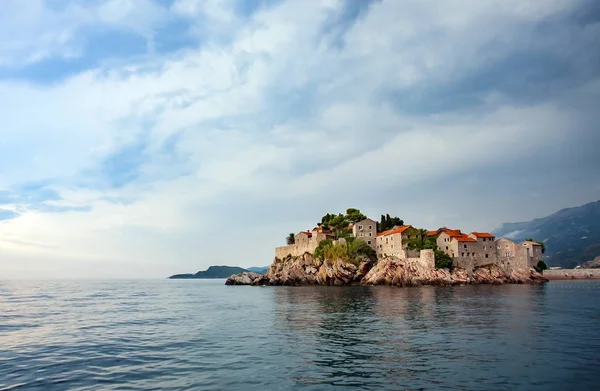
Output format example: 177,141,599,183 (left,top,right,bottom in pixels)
0,0,599,278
